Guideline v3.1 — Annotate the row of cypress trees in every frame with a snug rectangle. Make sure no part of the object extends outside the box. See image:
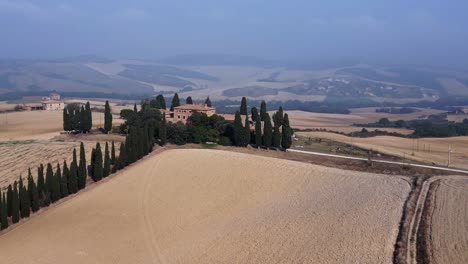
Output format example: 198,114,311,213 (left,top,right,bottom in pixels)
0,141,121,231
233,97,293,149
149,93,212,111
63,102,93,132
